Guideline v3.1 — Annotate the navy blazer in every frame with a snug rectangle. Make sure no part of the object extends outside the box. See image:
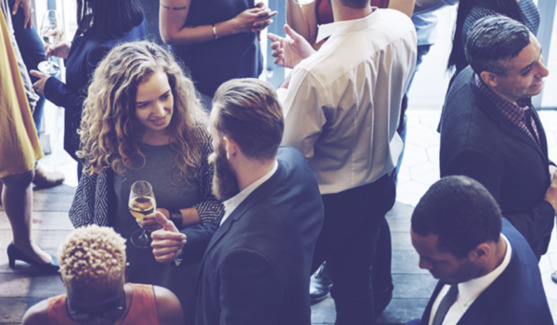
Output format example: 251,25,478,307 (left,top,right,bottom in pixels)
182,146,324,325
420,219,553,325
44,21,145,161
439,66,554,258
